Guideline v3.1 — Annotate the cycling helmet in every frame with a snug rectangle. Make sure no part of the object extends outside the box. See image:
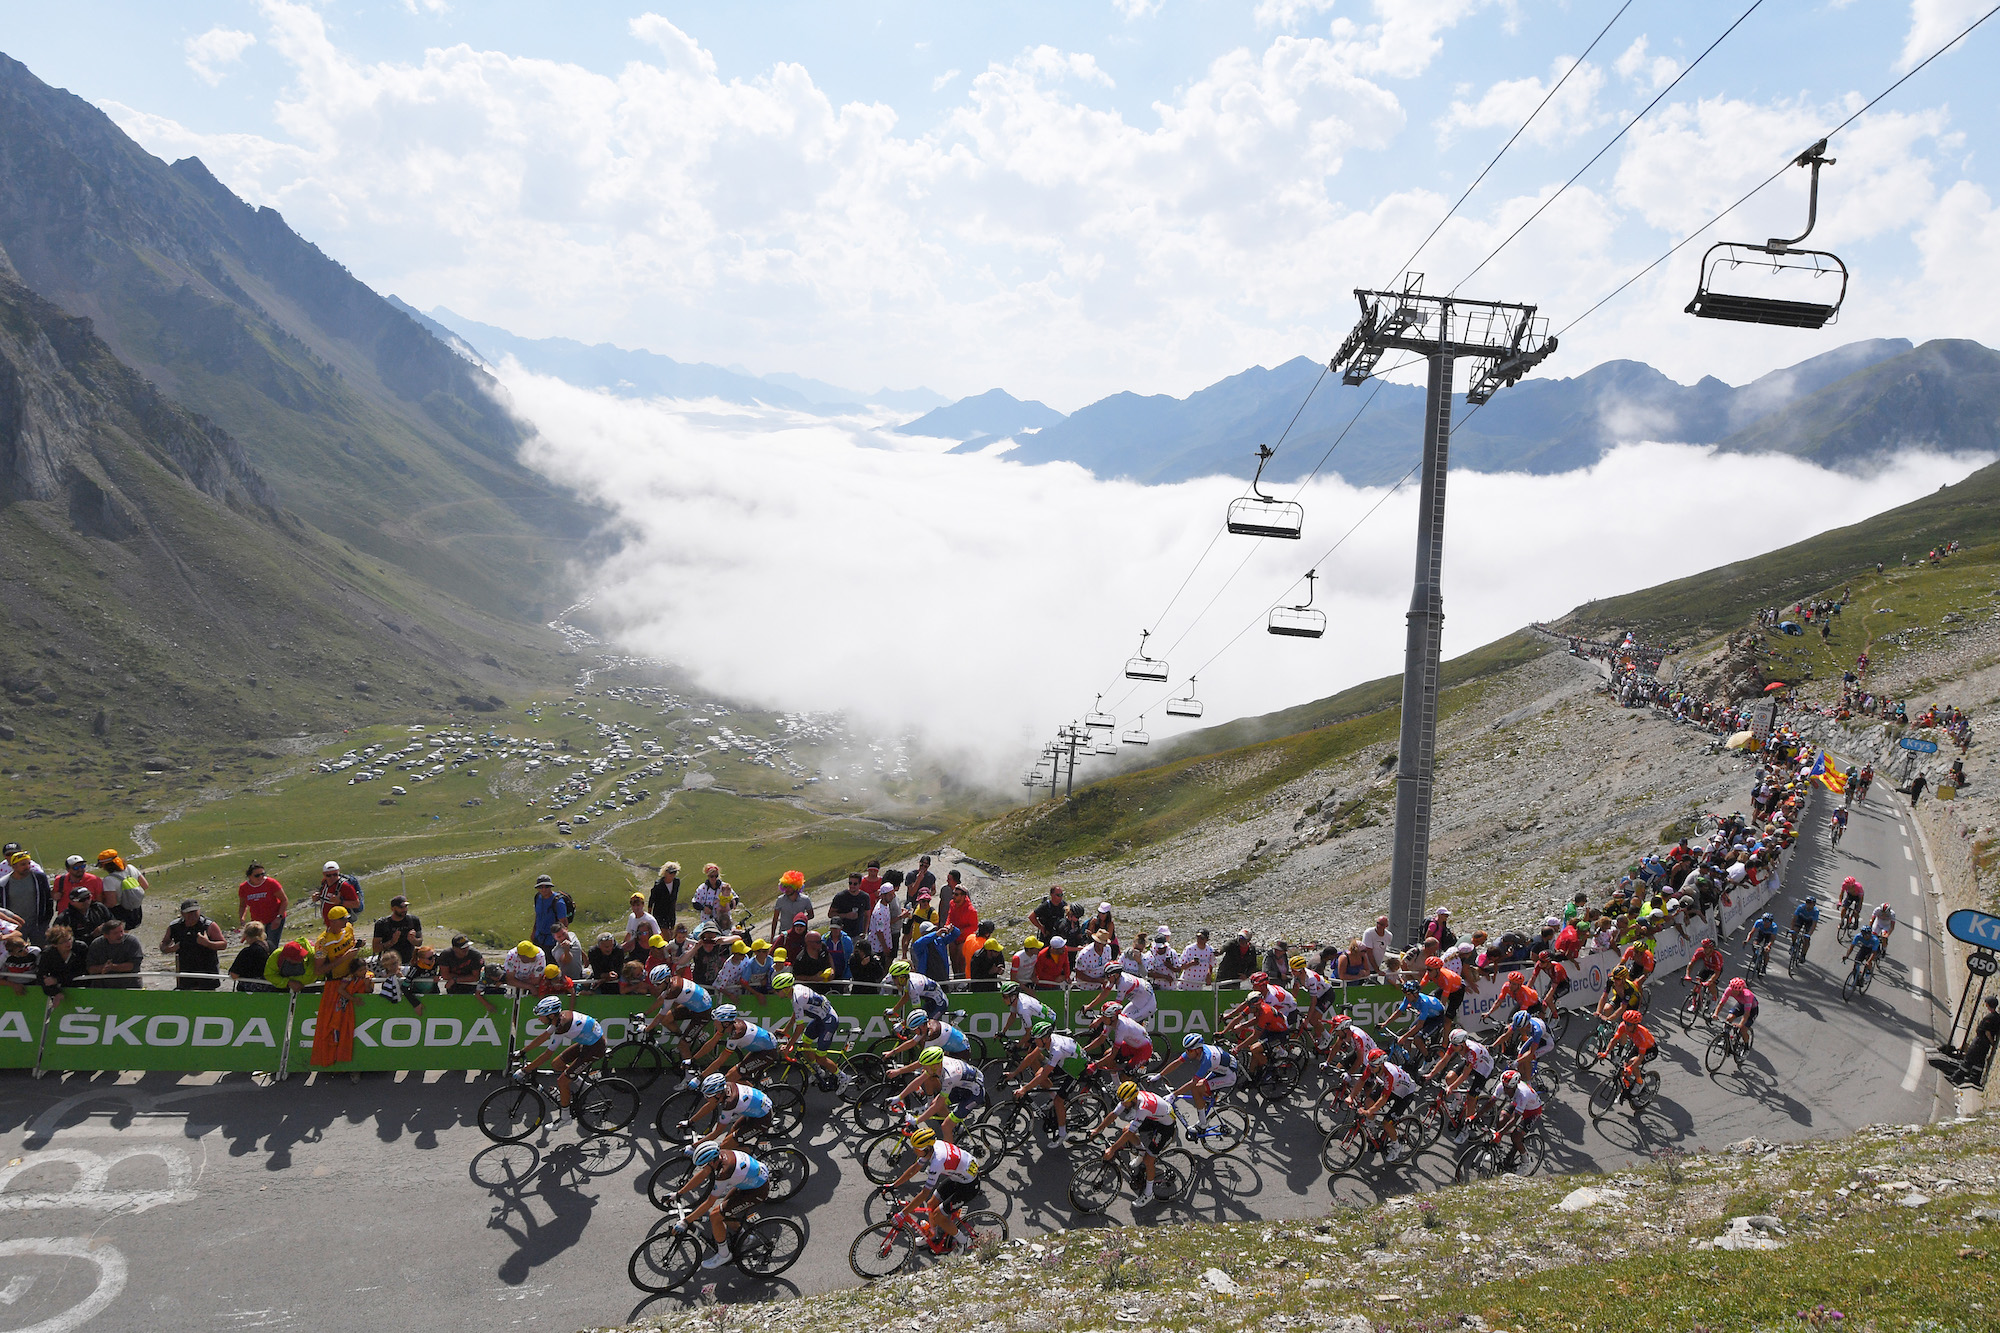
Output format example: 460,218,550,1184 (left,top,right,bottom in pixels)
533,996,563,1018
1365,1048,1386,1066
917,1046,945,1067
702,1073,728,1098
711,1004,740,1024
1401,980,1420,994
1101,1002,1124,1019
1182,1032,1205,1051
691,1141,722,1169
1508,971,1525,985
1116,1081,1140,1104
771,972,796,990
1448,1029,1469,1046
1622,1009,1643,1024
909,1126,936,1152
1699,939,1714,950
1031,1020,1055,1039
1536,950,1552,963
902,1012,930,1035
1498,1069,1520,1086
648,964,672,985
888,961,911,978
1509,1010,1532,1031
1248,971,1268,987
1842,876,1861,890
1610,965,1630,980
1288,955,1306,969
1000,981,1021,996
1333,1015,1354,1032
